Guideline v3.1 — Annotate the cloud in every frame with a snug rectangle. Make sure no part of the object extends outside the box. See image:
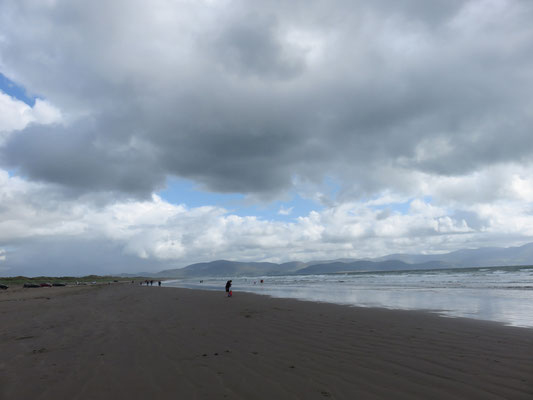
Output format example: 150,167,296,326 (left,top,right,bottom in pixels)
0,92,62,144
278,206,293,216
2,165,533,276
0,0,532,201
2,119,164,196
1,1,533,275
